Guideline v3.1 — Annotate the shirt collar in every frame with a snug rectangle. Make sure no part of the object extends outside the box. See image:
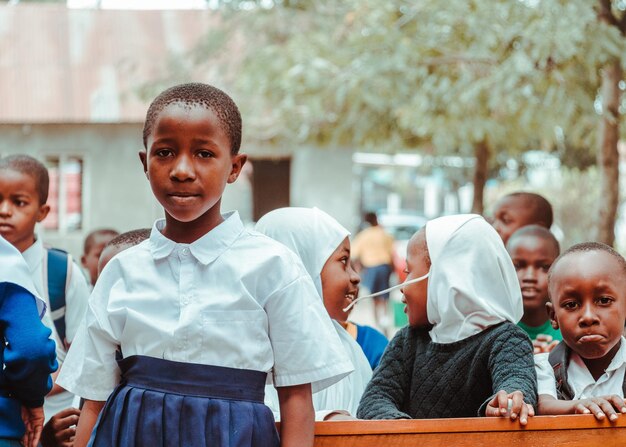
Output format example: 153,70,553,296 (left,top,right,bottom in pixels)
606,337,626,373
149,211,244,265
21,237,44,273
